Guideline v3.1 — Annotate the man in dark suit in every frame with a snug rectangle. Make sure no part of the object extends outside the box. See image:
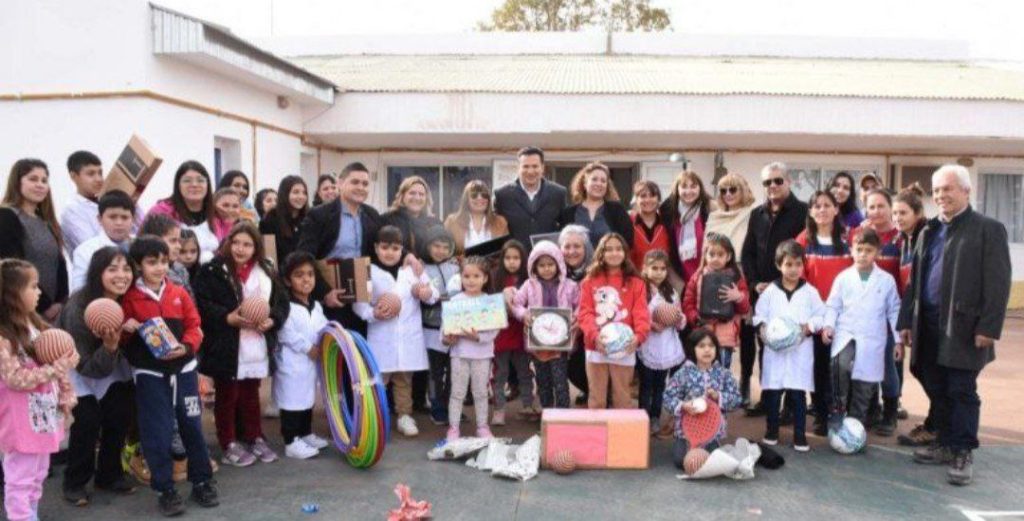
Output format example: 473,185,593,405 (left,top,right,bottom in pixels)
740,162,809,414
295,162,383,335
898,164,1011,486
493,147,567,252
